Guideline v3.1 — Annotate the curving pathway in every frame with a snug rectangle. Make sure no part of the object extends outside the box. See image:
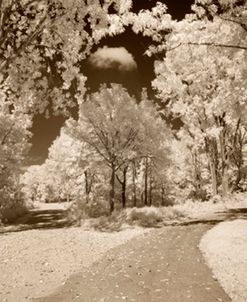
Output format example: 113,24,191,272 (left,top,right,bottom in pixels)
35,224,230,302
